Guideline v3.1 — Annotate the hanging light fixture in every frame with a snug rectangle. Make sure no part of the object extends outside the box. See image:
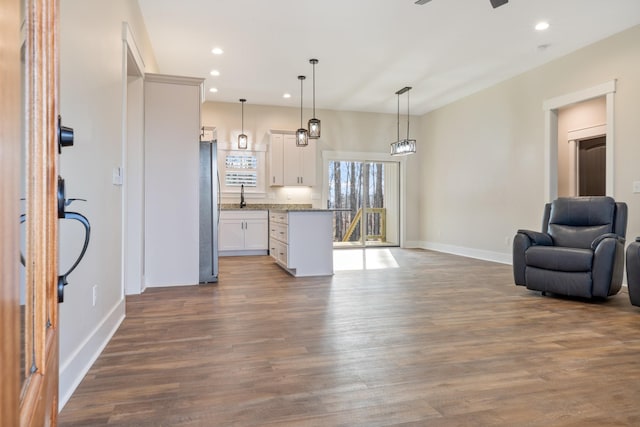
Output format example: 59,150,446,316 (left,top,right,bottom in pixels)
308,58,321,139
296,75,309,147
390,86,416,156
238,98,248,149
